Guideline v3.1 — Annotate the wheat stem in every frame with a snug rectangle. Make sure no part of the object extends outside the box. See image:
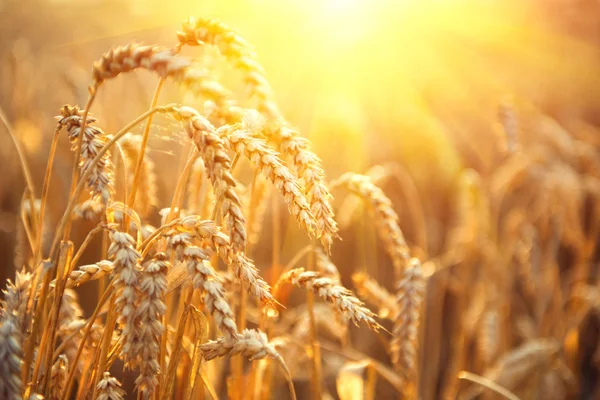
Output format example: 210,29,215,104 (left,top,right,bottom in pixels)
41,242,74,395
0,105,37,221
62,281,113,400
33,126,60,264
125,78,165,229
